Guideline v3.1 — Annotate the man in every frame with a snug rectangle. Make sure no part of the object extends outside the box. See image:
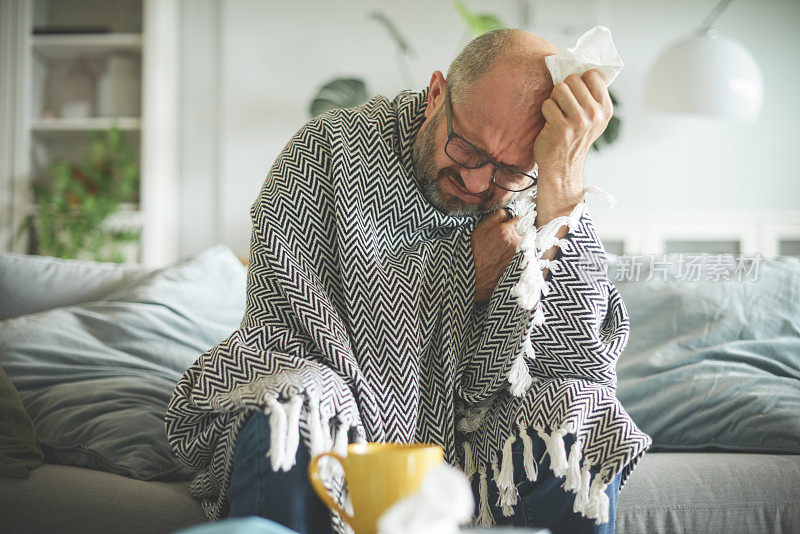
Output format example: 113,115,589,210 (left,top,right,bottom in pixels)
166,28,651,534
